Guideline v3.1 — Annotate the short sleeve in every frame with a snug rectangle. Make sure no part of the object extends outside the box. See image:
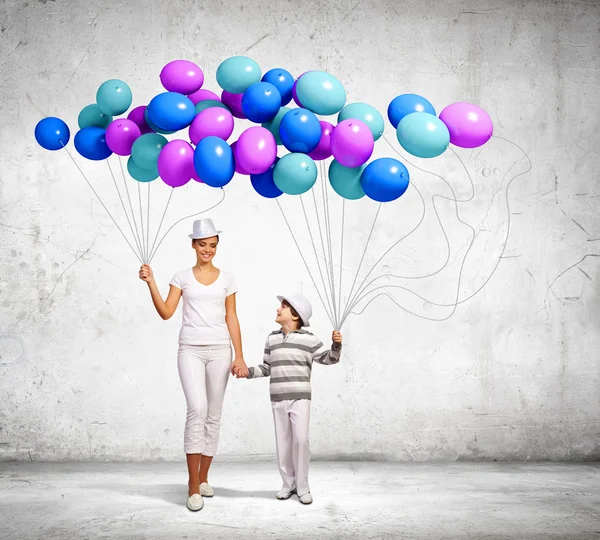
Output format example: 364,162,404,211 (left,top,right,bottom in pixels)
226,272,238,296
169,272,182,290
